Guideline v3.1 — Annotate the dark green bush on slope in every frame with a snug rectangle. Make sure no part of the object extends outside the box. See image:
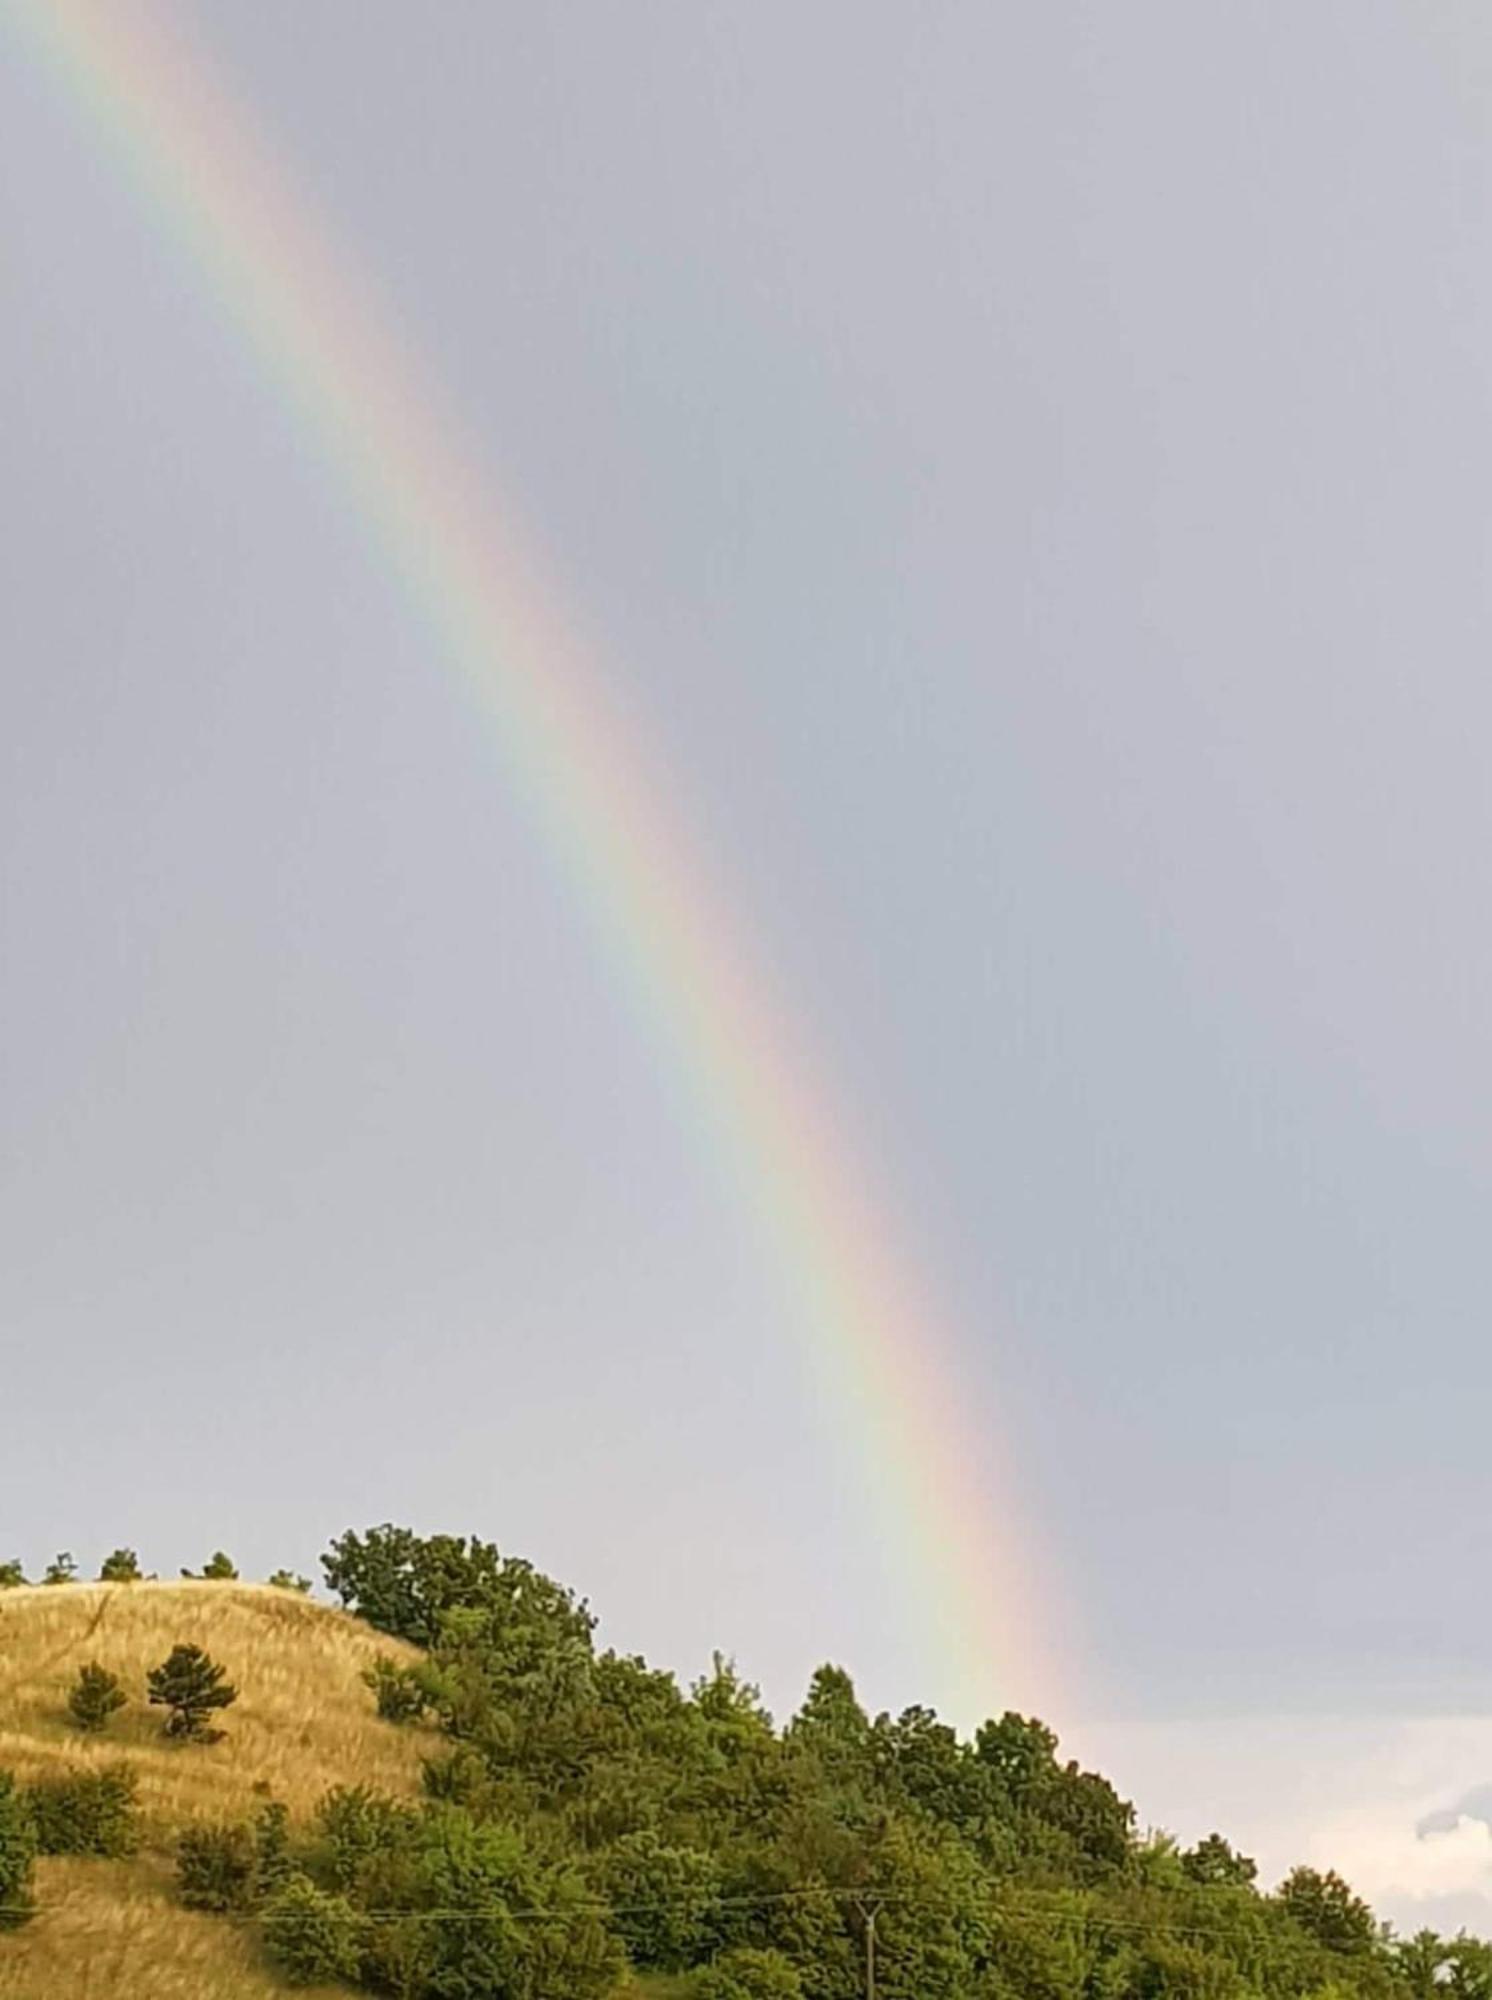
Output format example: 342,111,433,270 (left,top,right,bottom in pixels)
0,1772,36,1930
26,1765,138,1857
